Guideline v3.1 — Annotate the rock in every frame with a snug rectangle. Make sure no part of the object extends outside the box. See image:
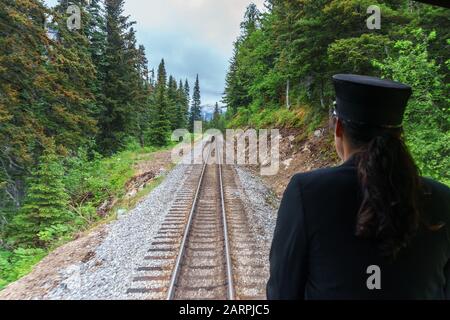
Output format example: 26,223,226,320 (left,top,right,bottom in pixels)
283,158,293,169
302,144,311,153
117,209,127,218
314,129,323,138
59,264,81,292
